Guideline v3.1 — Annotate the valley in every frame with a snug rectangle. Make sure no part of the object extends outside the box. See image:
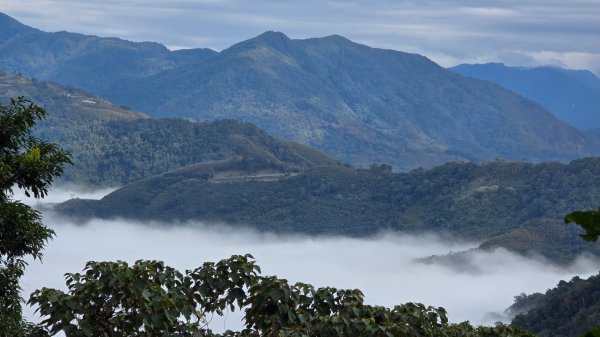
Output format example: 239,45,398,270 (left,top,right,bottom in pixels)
1,8,600,337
